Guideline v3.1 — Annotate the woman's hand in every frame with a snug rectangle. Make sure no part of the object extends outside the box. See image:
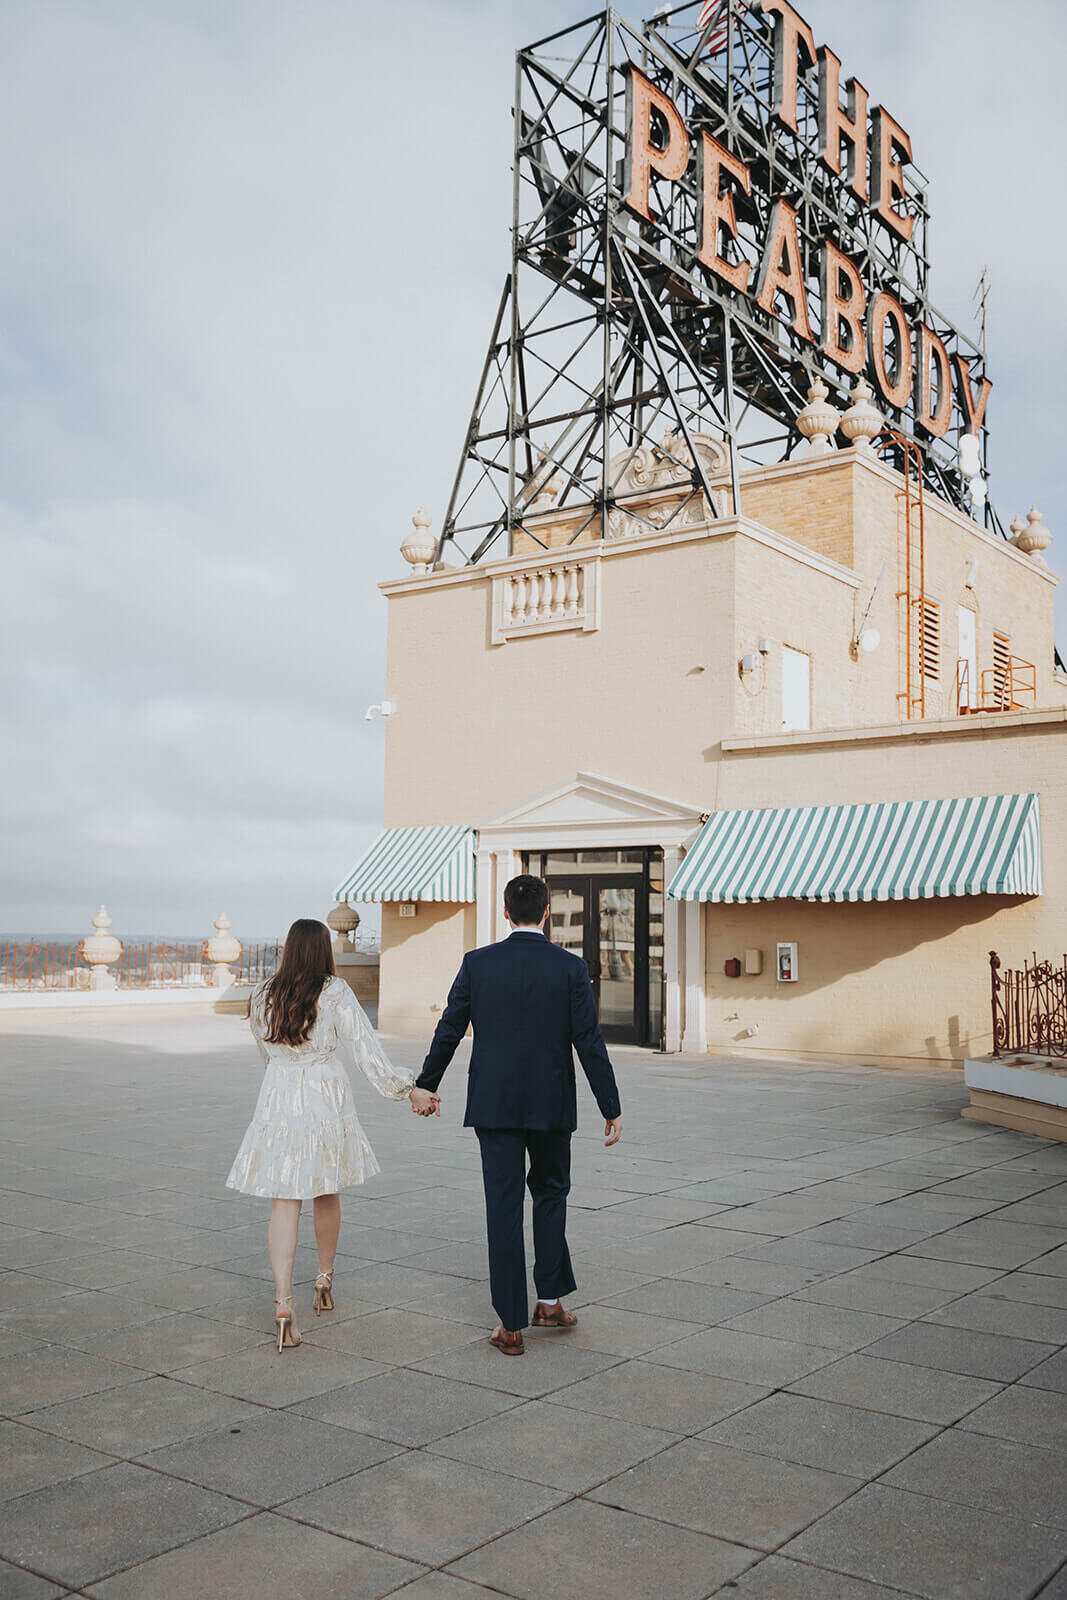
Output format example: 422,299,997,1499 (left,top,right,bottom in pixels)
410,1087,440,1116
